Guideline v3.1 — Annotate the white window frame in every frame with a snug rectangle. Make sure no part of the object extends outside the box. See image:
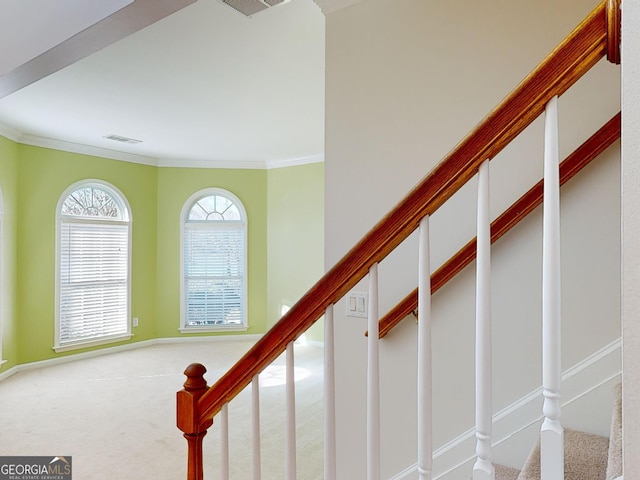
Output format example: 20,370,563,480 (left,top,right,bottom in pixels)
0,188,4,366
54,180,133,352
180,188,248,333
